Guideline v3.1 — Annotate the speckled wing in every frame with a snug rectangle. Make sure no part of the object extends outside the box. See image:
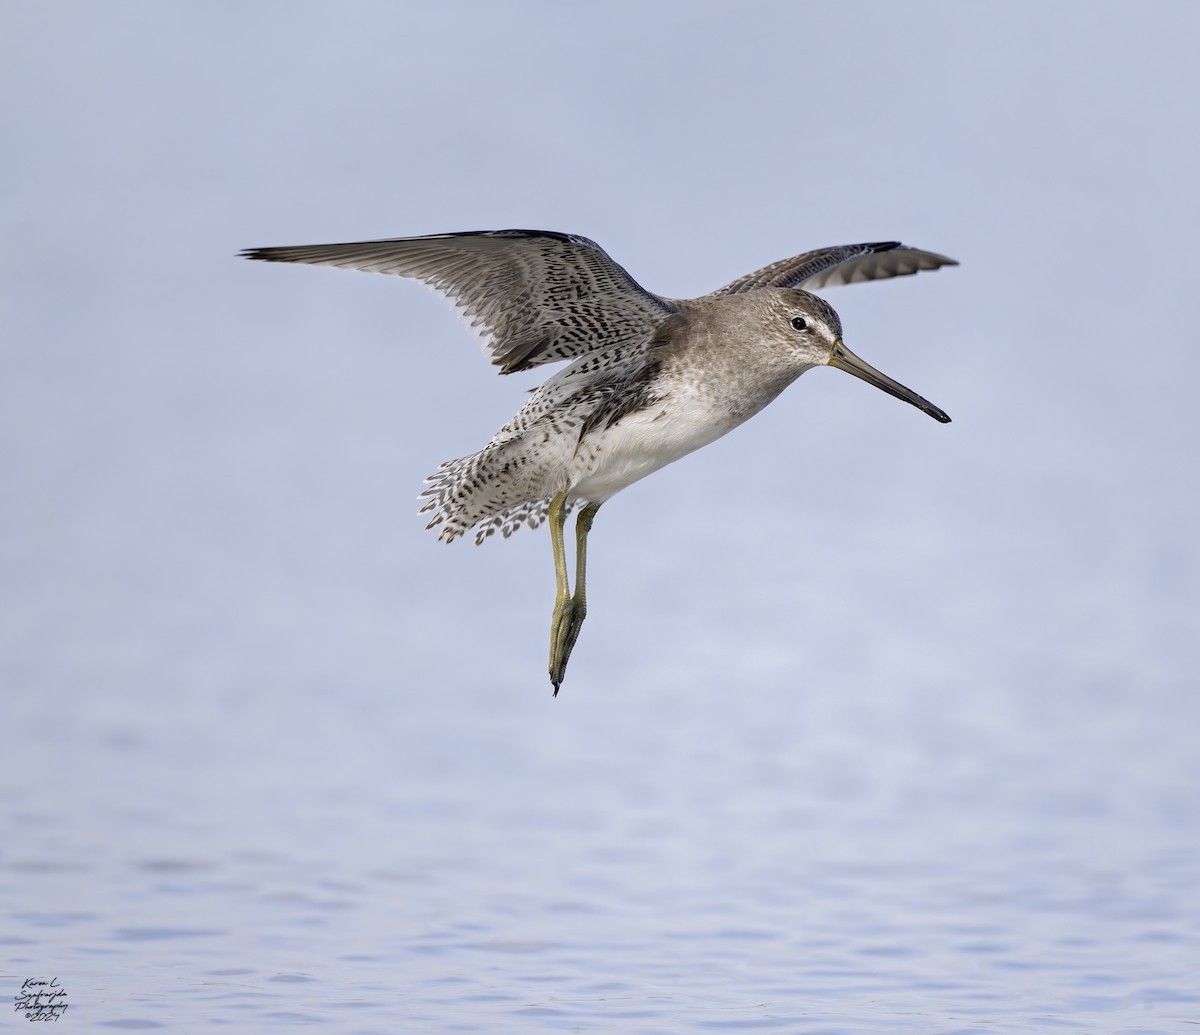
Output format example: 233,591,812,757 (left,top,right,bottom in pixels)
241,229,676,374
713,242,957,295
